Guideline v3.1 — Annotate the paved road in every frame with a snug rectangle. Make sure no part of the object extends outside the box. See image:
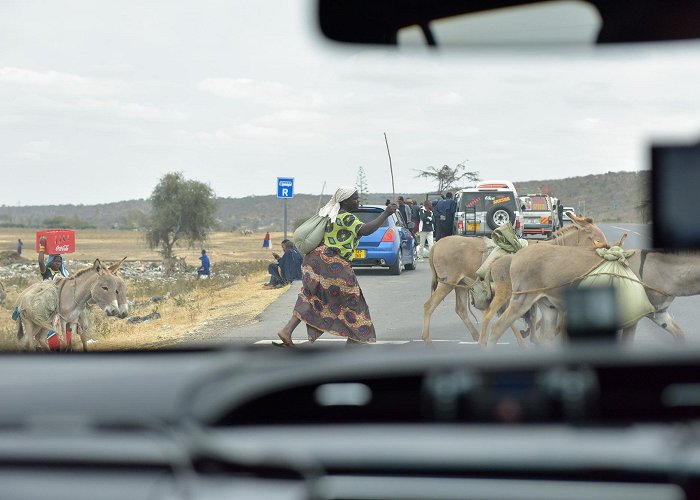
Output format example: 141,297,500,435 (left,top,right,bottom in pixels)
211,223,700,348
